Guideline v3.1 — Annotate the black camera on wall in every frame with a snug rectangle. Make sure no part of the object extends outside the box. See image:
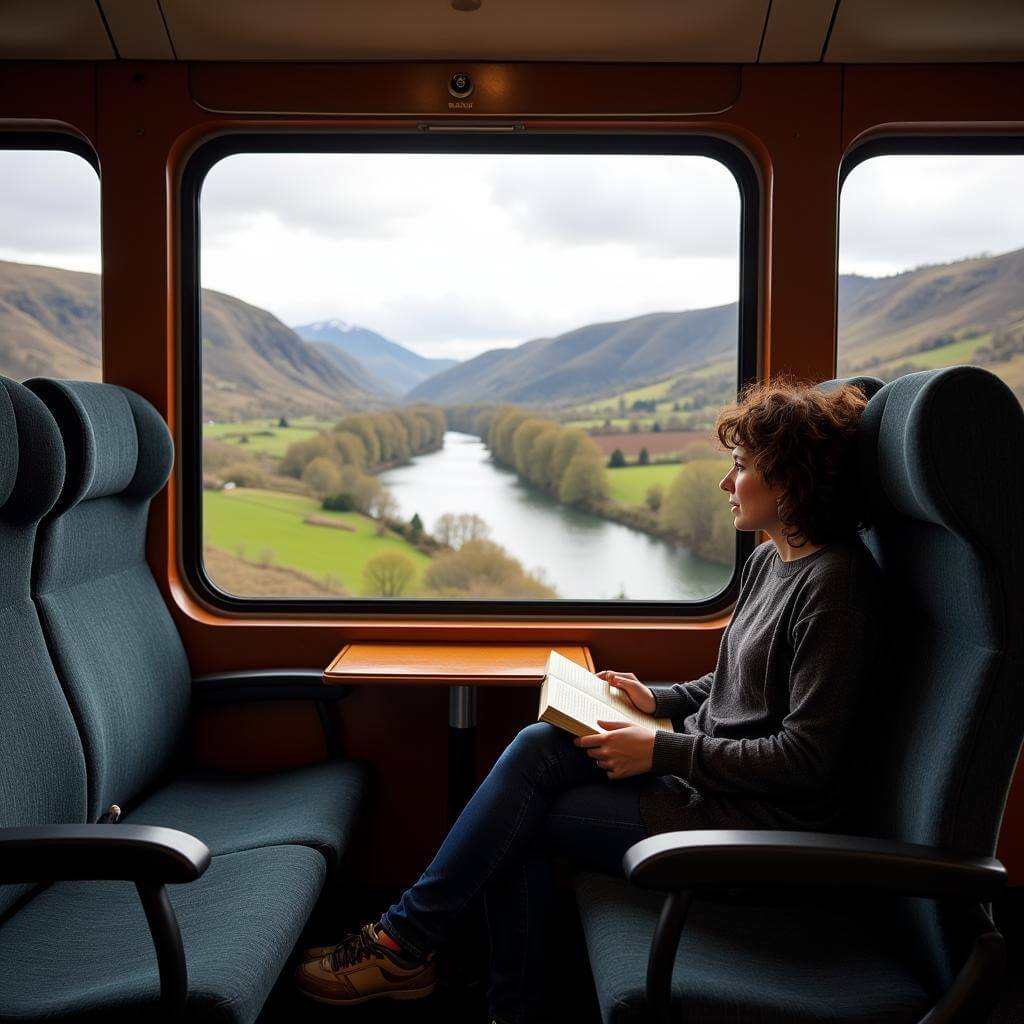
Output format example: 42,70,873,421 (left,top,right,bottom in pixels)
448,72,474,99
